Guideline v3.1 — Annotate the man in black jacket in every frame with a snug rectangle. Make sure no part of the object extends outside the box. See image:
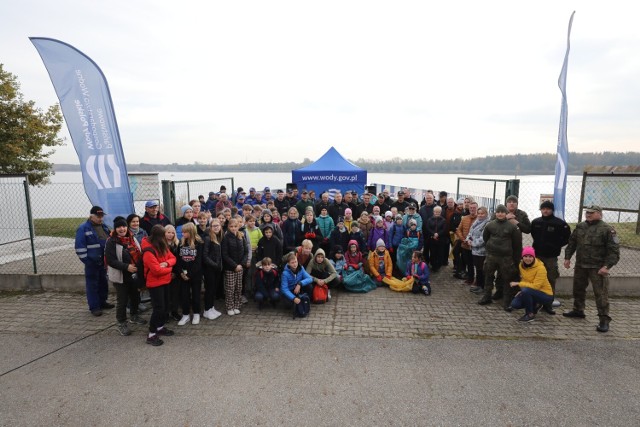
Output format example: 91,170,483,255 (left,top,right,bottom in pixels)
531,200,571,312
